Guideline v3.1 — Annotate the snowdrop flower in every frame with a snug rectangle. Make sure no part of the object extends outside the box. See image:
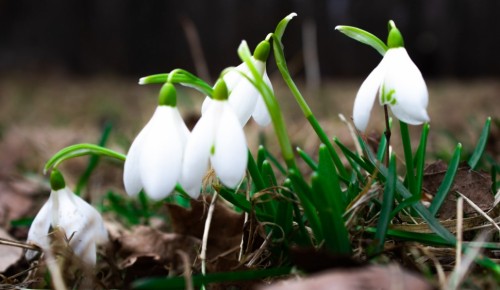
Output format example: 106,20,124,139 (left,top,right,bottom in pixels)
181,79,248,198
353,21,429,132
123,83,190,200
26,170,108,266
202,40,273,127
